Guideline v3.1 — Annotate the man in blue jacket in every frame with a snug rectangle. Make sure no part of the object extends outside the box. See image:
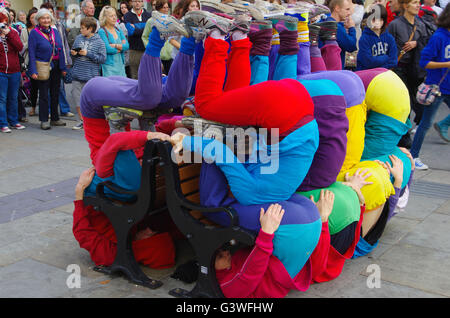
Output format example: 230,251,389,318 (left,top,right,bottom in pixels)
323,0,357,68
124,0,151,79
